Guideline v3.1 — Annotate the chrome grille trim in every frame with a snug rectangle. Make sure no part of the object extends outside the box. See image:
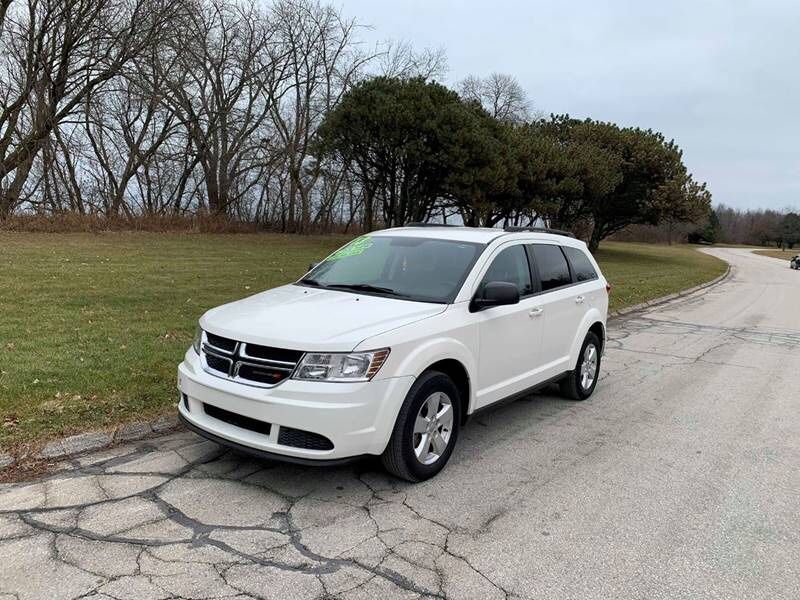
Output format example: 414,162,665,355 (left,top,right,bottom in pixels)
204,332,237,354
199,332,302,388
204,337,237,356
239,343,297,368
233,361,295,374
202,345,235,360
